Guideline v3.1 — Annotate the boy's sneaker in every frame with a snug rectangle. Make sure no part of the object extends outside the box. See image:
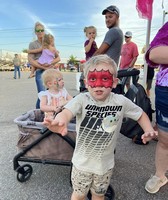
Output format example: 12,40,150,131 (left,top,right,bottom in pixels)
145,175,168,194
